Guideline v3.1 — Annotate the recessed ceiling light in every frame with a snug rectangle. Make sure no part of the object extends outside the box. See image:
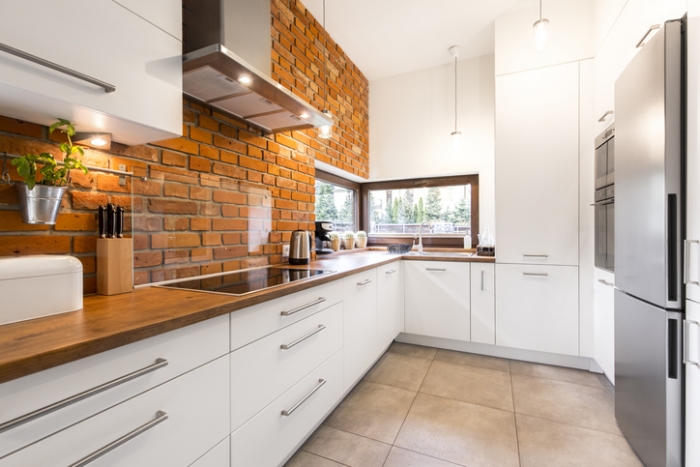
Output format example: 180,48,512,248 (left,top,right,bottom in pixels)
74,132,112,150
238,76,252,84
90,137,108,147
